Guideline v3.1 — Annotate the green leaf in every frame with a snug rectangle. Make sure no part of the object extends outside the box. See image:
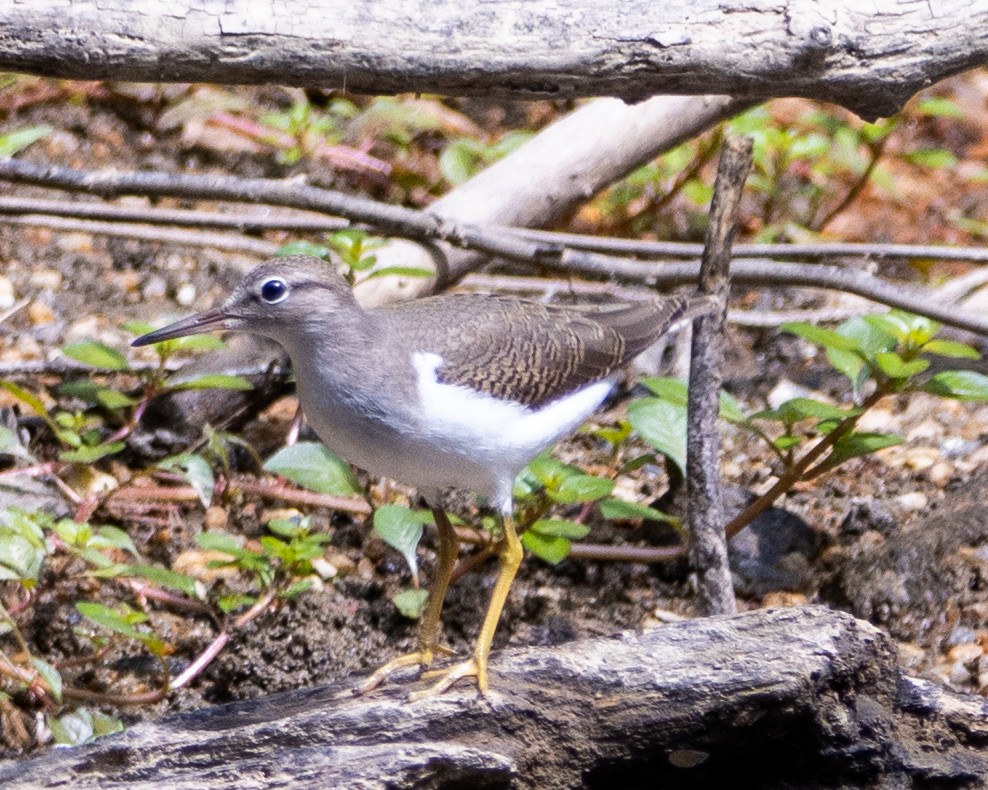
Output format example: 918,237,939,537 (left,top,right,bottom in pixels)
0,426,33,461
823,431,903,470
586,420,632,446
363,266,434,281
373,504,424,582
0,125,51,157
529,519,590,539
276,240,331,259
921,340,980,360
266,516,307,539
599,497,677,525
916,96,966,119
907,148,957,169
122,320,156,337
521,531,571,565
392,588,429,619
775,398,860,425
440,138,485,184
75,601,163,652
781,322,863,353
718,390,748,424
168,335,226,352
873,352,930,379
30,657,62,702
93,563,199,598
773,435,803,450
0,381,50,422
0,533,45,581
61,341,130,371
90,525,139,555
861,313,912,343
168,374,253,392
59,381,136,409
91,710,125,738
628,397,687,473
921,370,988,401
280,579,315,599
158,453,215,507
263,442,361,496
640,376,689,404
526,455,580,490
195,531,244,554
551,474,614,504
49,710,93,746
218,593,257,613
